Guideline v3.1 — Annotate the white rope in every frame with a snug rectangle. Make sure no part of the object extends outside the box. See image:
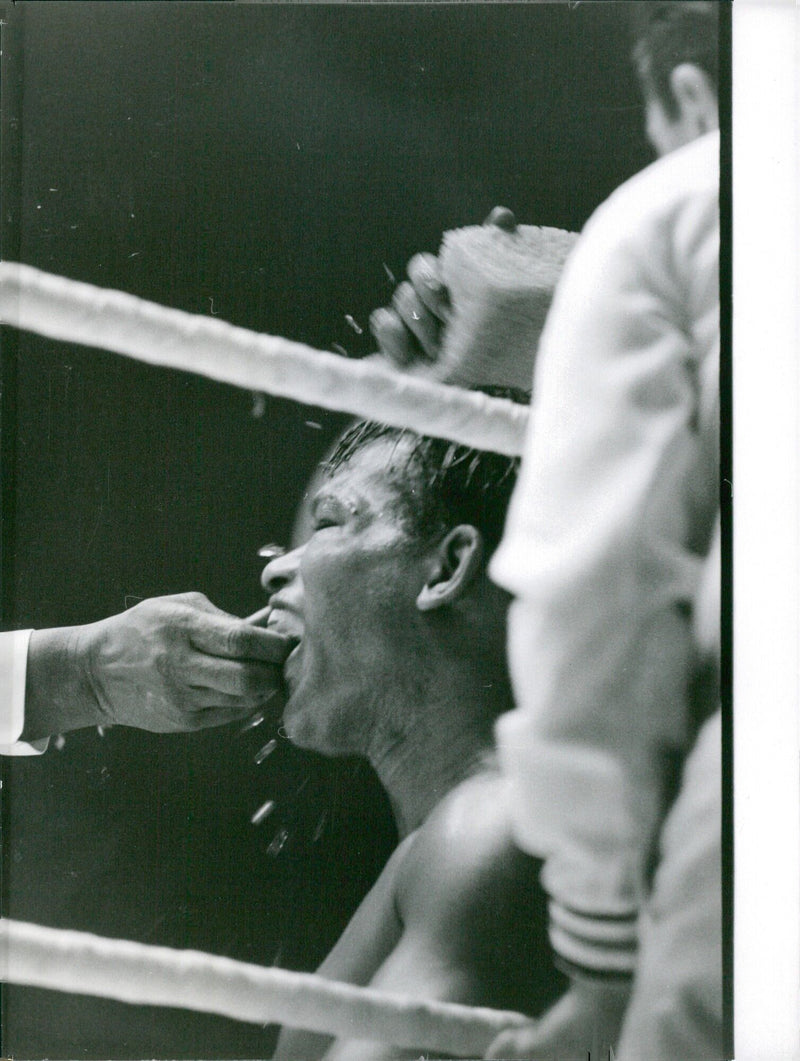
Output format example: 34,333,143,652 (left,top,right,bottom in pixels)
0,262,529,456
0,919,532,1056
